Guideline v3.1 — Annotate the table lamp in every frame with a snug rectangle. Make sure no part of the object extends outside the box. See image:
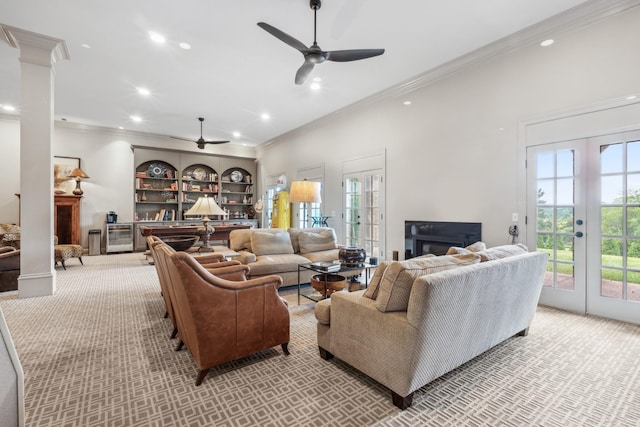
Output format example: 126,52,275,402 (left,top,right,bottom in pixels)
185,195,227,251
68,168,90,195
289,180,322,228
